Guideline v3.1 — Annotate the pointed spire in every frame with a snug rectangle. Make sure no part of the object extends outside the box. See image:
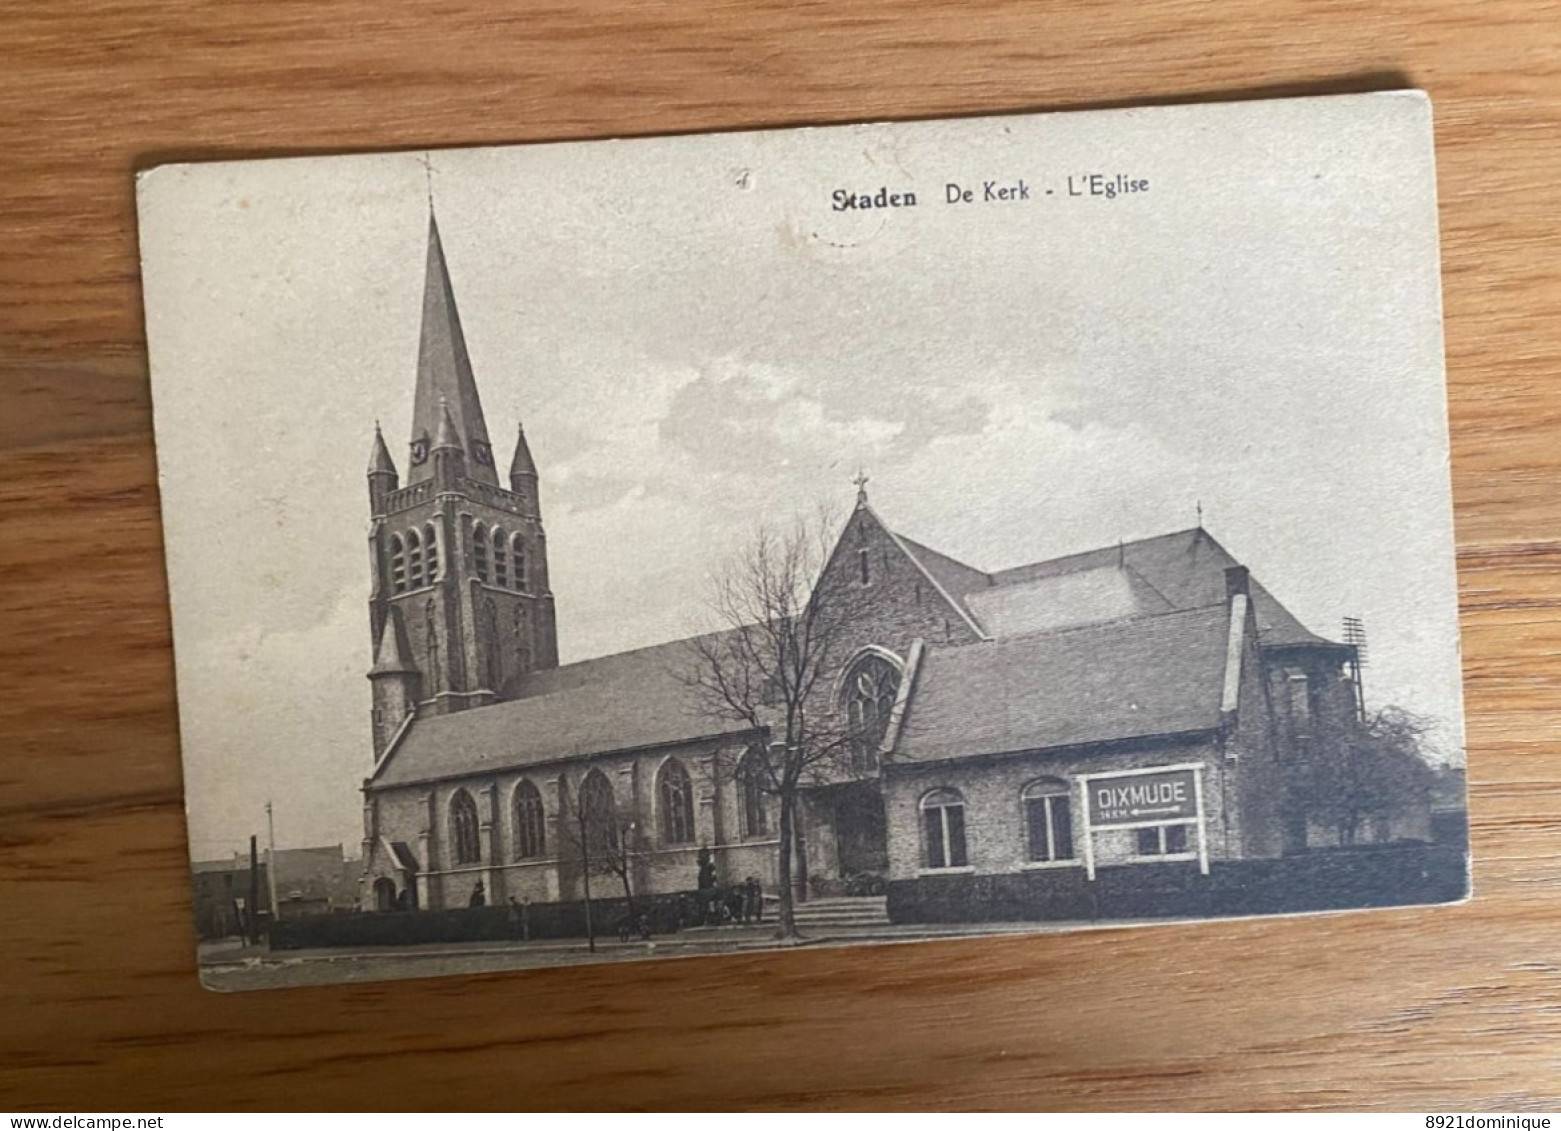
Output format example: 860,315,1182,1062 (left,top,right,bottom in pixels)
368,421,397,477
369,613,416,676
406,209,498,486
510,422,537,480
